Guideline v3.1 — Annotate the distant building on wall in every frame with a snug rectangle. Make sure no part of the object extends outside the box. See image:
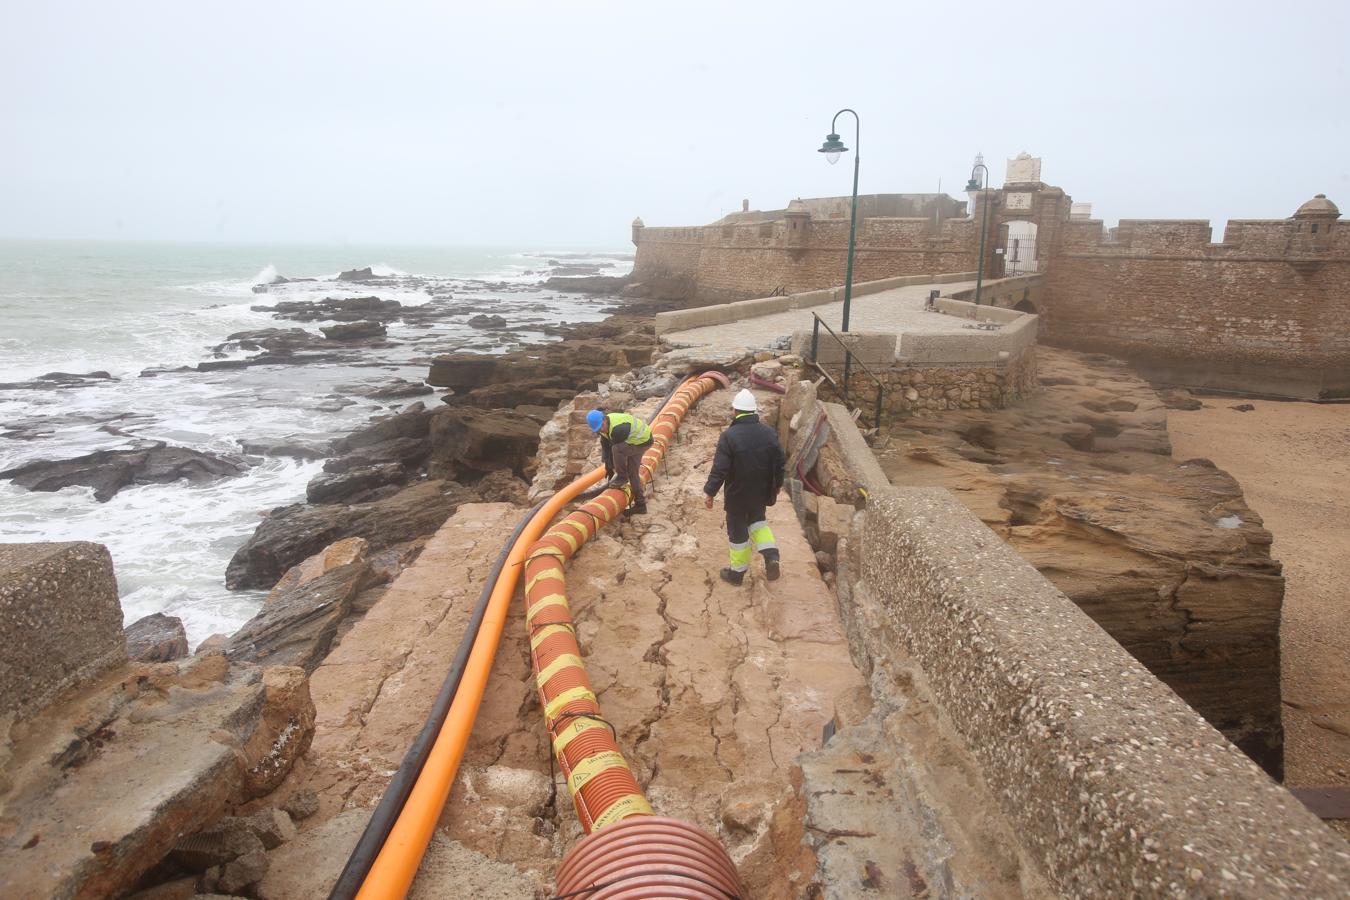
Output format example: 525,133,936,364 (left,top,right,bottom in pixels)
631,157,1348,398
